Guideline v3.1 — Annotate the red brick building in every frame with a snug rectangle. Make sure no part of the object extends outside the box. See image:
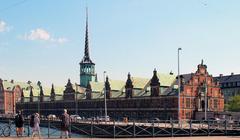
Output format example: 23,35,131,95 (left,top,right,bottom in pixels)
0,79,22,114
17,61,224,120
179,60,224,120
